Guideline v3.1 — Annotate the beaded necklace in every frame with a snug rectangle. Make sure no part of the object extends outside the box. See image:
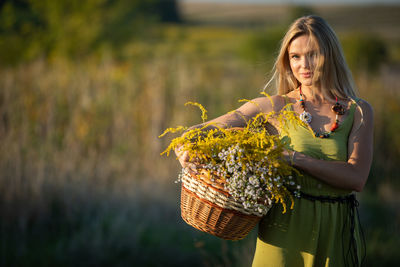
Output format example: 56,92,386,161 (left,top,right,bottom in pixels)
299,86,346,138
